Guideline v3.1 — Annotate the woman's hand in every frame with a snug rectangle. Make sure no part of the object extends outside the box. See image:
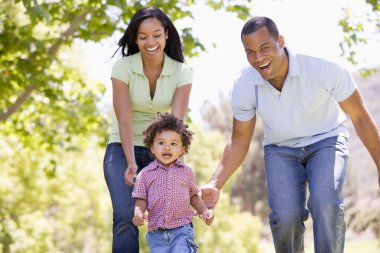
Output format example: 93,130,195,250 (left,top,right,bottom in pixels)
124,163,138,186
